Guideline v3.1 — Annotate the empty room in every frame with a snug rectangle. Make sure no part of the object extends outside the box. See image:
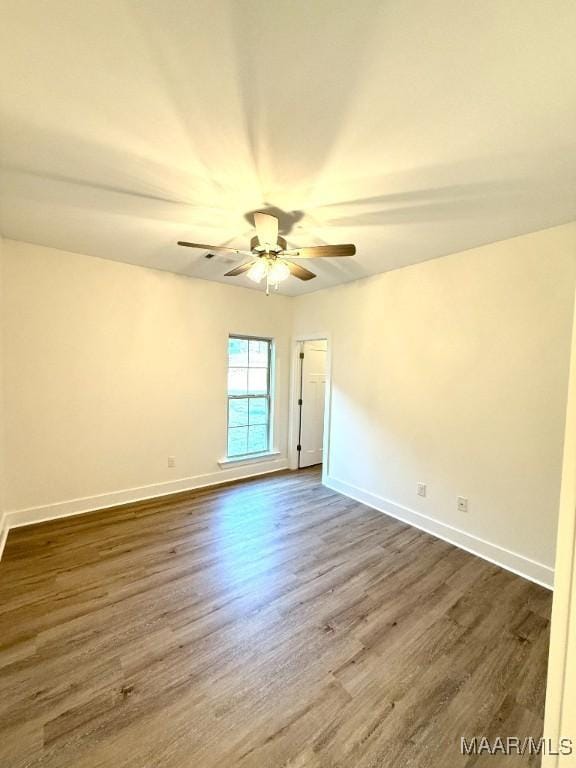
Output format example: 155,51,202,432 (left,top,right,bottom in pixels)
1,1,576,766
